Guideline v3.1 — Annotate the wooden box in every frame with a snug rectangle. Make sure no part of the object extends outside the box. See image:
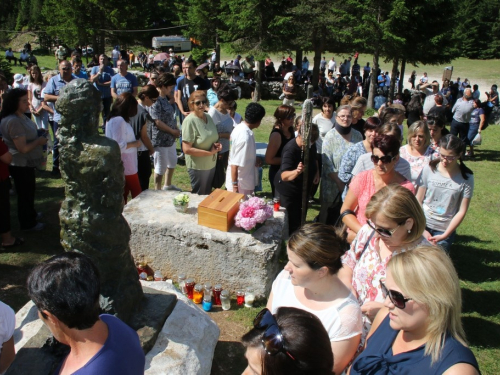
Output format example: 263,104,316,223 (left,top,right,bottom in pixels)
198,189,244,232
